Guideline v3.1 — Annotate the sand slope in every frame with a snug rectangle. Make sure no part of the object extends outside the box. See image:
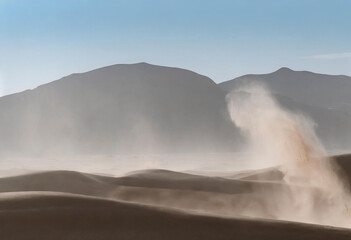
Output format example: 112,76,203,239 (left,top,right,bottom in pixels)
0,154,350,239
1,192,351,240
